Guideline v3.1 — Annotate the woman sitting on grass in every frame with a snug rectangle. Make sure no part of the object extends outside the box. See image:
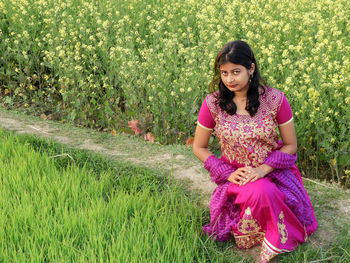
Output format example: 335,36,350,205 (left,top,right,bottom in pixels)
193,40,317,262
